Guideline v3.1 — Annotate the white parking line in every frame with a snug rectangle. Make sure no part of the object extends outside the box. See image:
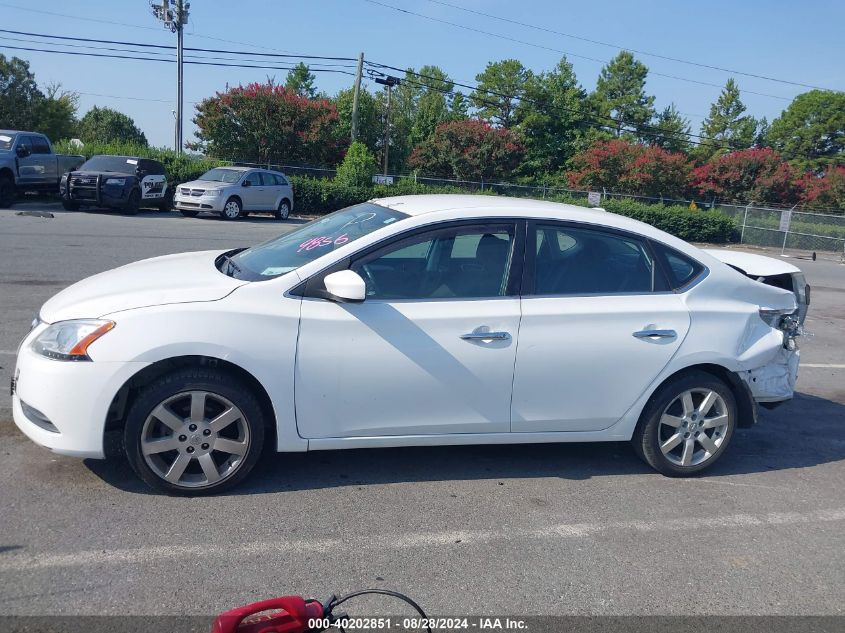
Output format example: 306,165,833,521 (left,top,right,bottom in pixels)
1,507,842,572
801,363,845,369
0,350,16,355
